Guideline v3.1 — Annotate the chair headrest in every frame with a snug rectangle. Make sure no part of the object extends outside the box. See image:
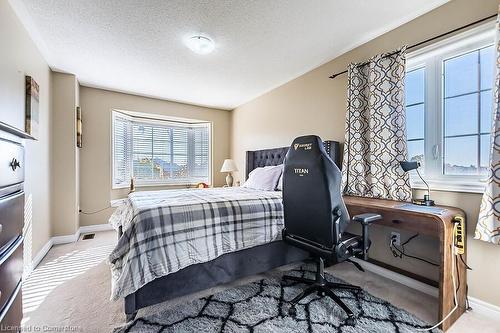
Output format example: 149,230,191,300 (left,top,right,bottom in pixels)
287,135,329,162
